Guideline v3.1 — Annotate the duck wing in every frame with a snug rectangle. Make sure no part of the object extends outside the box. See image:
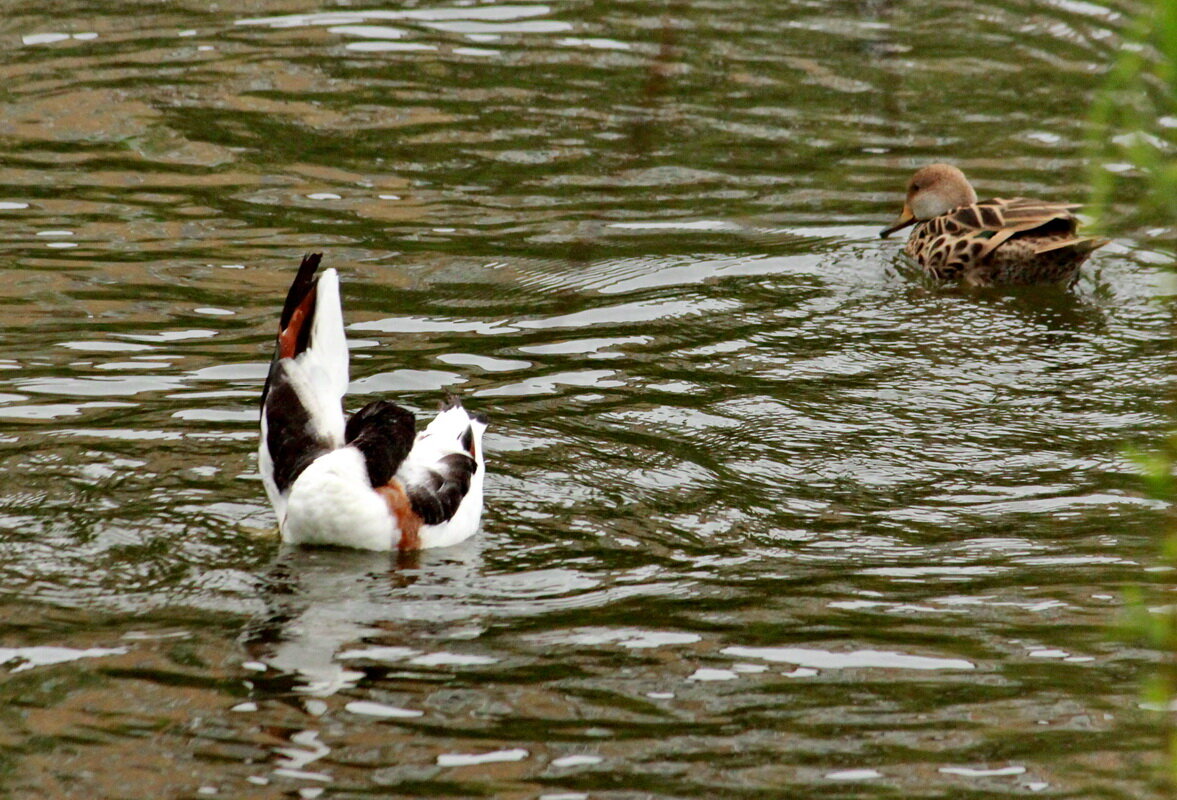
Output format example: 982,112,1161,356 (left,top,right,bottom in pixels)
944,198,1083,261
259,254,350,518
397,399,487,527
